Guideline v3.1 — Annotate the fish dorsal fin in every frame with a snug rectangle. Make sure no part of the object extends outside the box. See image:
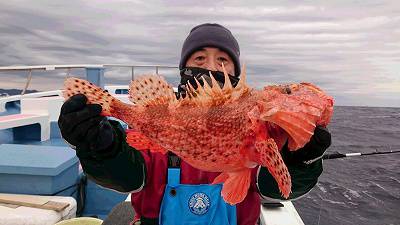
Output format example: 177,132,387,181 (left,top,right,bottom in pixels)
181,63,251,107
129,74,176,106
230,63,250,101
